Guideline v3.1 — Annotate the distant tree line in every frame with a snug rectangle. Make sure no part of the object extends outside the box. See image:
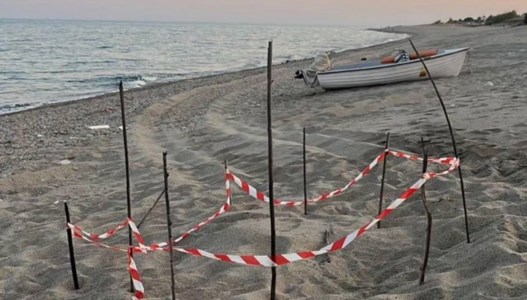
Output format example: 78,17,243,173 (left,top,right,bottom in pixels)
433,10,527,26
